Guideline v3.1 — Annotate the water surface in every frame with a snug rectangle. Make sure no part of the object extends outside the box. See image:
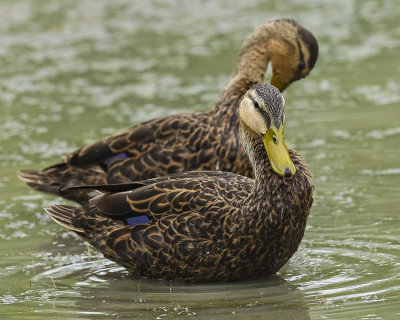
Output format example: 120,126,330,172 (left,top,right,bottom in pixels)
1,0,399,319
